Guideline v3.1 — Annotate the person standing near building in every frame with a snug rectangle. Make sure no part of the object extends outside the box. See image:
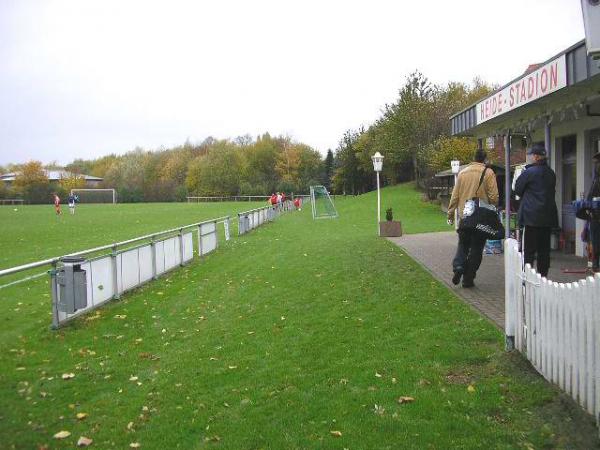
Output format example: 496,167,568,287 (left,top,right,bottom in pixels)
513,143,558,278
584,150,600,272
447,149,499,288
53,193,62,216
